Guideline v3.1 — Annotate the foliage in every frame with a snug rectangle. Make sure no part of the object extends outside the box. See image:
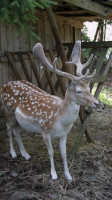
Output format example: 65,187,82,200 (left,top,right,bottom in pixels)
81,25,91,42
81,25,91,59
92,85,112,106
0,0,56,41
